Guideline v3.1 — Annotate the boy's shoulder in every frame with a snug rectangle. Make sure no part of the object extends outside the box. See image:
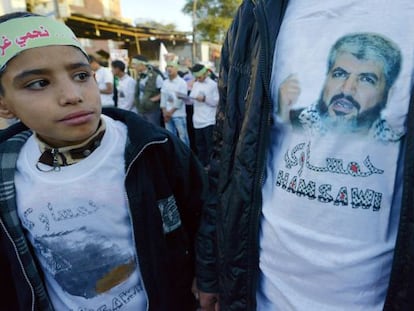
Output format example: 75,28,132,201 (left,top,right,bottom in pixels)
103,109,191,164
0,122,31,145
0,124,32,169
102,108,170,143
